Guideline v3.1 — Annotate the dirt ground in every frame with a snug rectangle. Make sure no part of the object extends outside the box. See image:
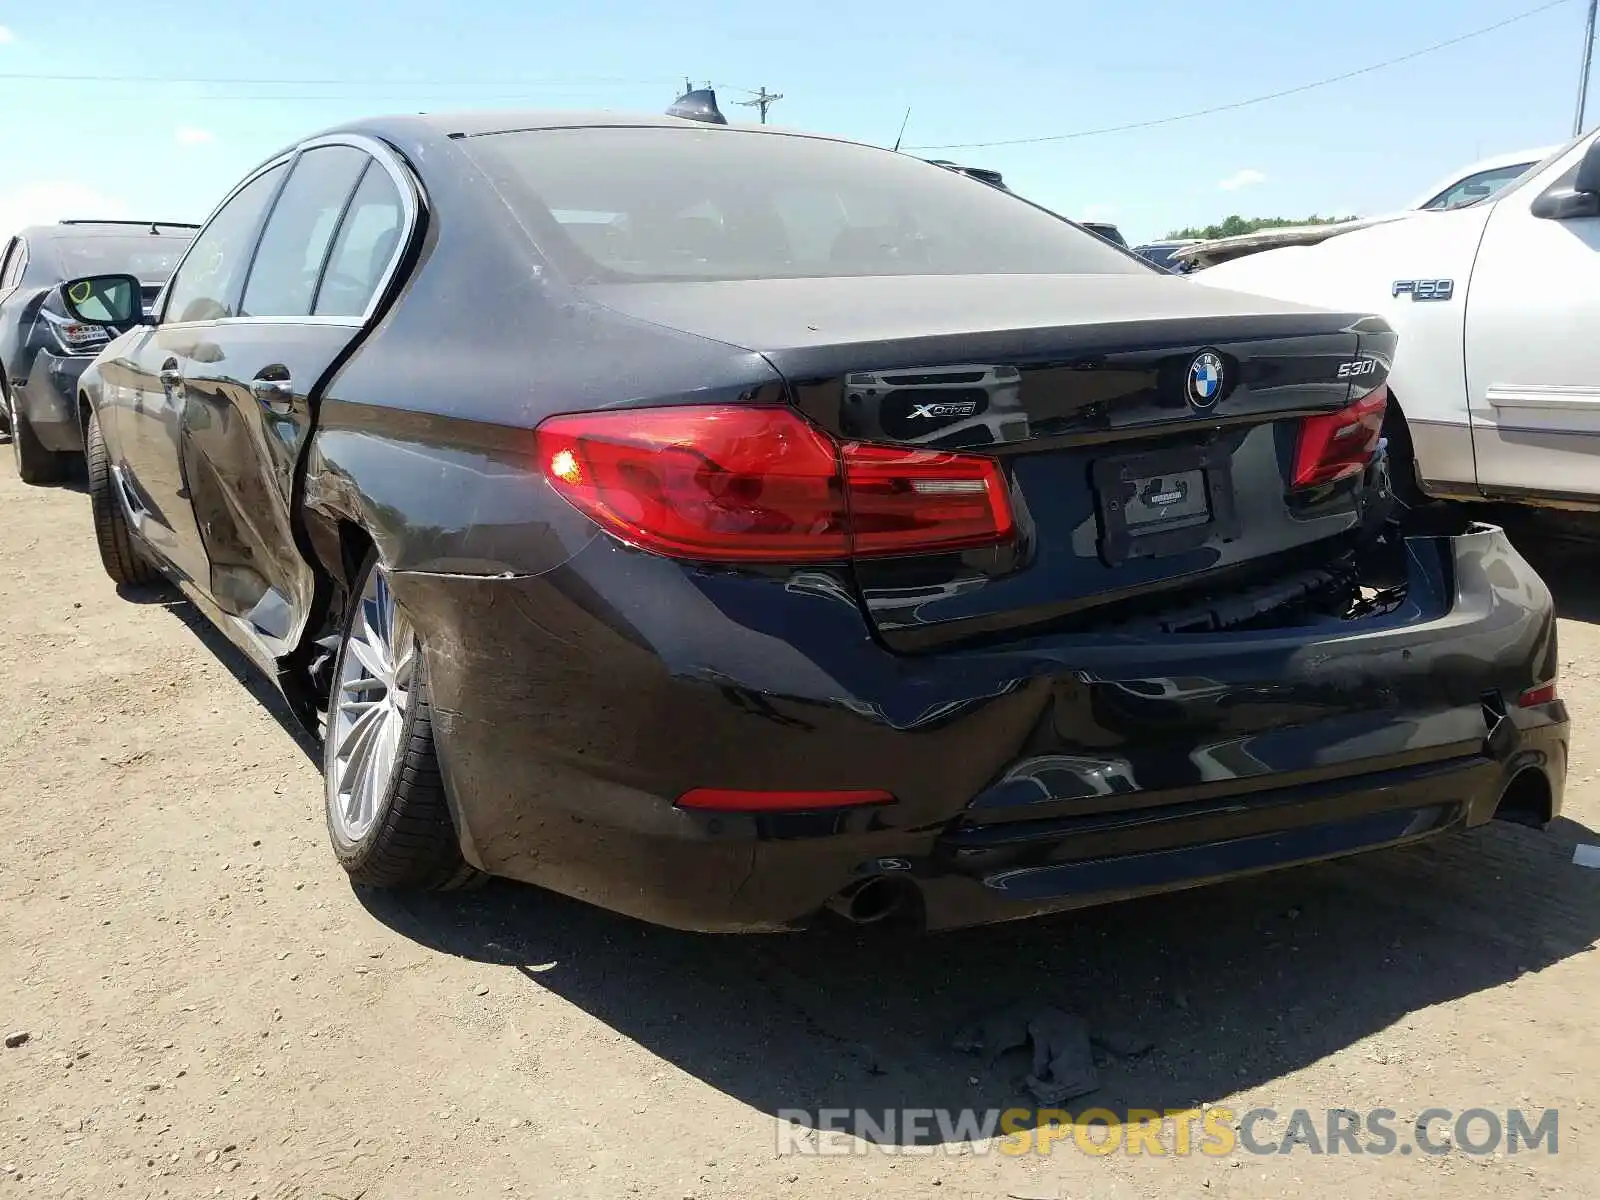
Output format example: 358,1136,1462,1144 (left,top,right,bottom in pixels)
2,464,1598,1200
